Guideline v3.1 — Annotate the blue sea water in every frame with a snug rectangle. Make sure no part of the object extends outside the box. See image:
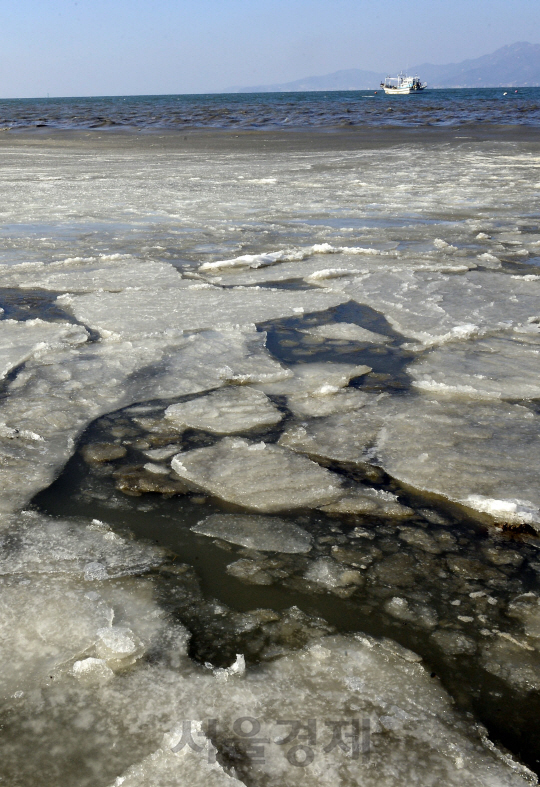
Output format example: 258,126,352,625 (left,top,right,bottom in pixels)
1,87,540,130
